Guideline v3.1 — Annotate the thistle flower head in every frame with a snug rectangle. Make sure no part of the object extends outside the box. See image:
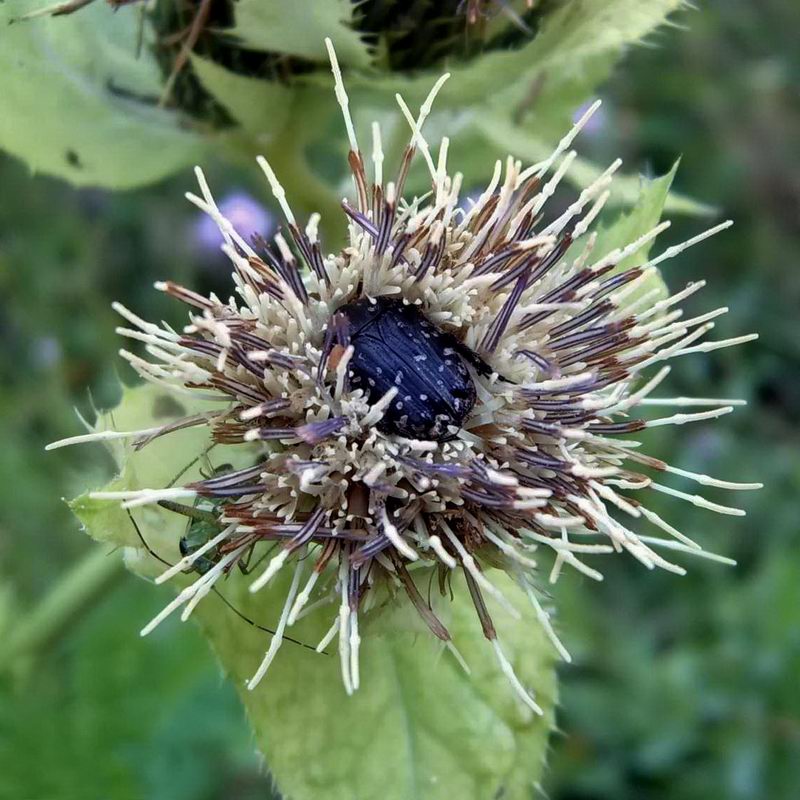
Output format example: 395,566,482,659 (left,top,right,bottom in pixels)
59,41,760,709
